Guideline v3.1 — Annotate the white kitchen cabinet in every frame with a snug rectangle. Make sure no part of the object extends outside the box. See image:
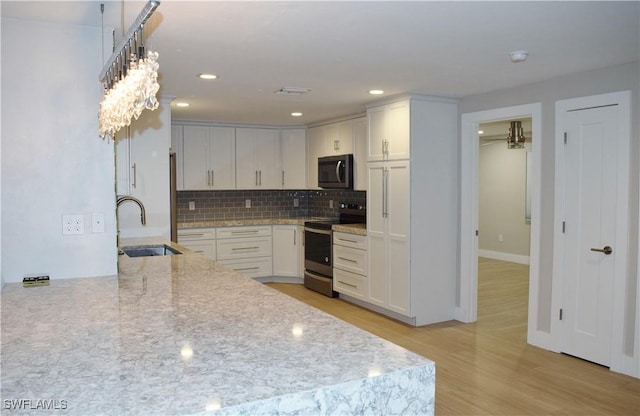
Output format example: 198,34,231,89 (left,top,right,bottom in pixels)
367,161,410,313
280,129,307,189
352,117,367,191
307,126,324,189
171,125,185,190
236,128,280,189
181,125,235,190
367,100,410,161
366,95,459,326
216,226,273,278
178,228,216,260
333,231,368,300
324,120,354,155
272,225,302,277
